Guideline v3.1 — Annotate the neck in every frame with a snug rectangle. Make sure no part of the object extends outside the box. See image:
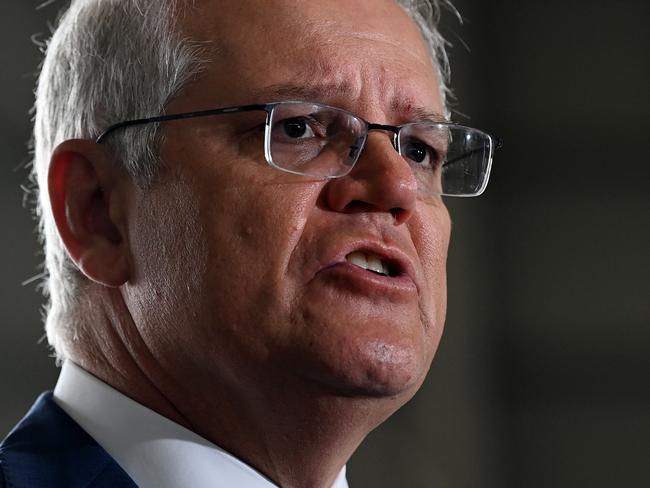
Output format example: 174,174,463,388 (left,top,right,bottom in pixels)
71,289,405,488
168,372,400,488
